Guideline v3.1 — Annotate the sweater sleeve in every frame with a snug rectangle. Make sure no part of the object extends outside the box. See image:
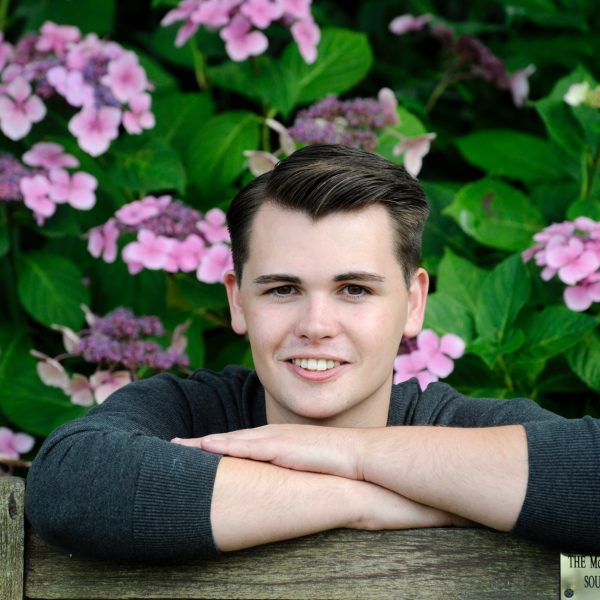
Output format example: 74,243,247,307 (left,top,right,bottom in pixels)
403,380,600,553
25,374,223,562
